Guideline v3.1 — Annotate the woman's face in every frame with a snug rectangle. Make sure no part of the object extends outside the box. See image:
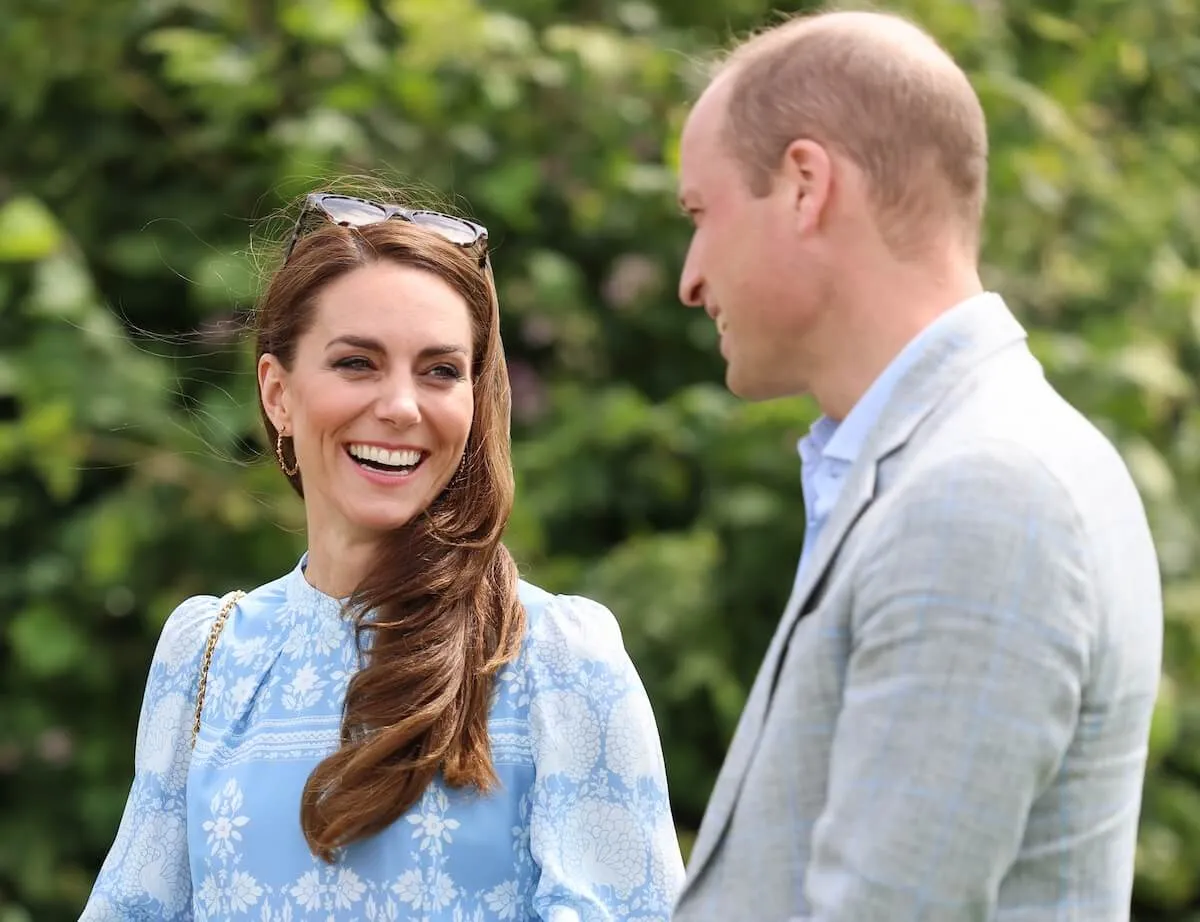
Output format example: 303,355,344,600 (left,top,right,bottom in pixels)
259,261,475,549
